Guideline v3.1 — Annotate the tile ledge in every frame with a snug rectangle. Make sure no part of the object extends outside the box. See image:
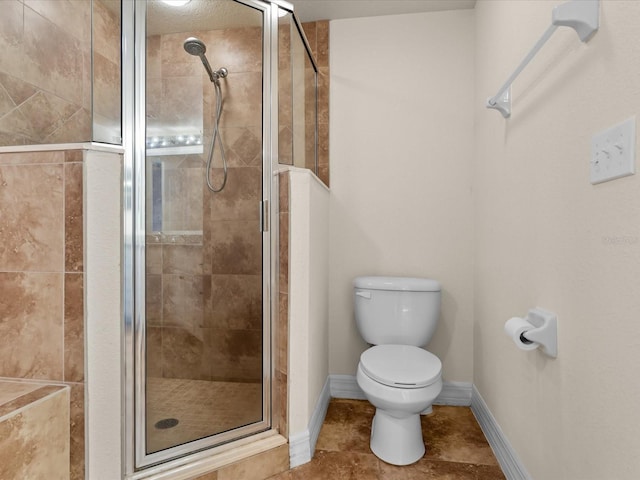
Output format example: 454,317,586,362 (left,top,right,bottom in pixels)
0,142,124,154
276,166,330,192
0,384,70,423
128,430,287,480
